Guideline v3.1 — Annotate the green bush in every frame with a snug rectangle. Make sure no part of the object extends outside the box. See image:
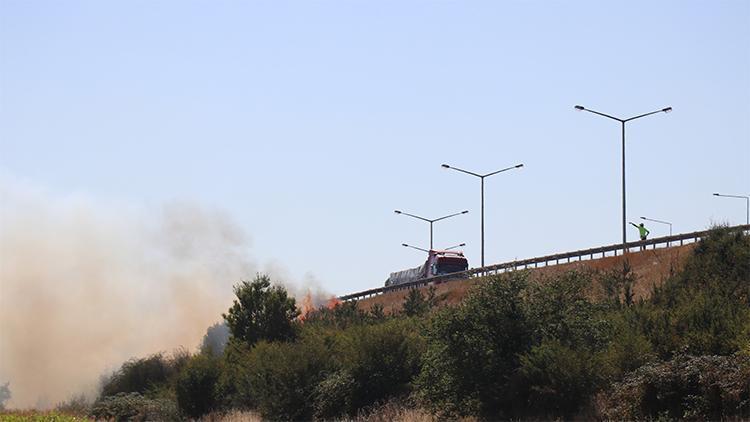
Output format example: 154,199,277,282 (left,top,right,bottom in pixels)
417,270,617,419
90,392,179,421
216,339,254,409
100,349,189,398
313,369,357,419
241,337,332,420
601,309,655,379
636,227,750,357
175,354,222,418
402,288,431,317
303,300,370,329
223,274,300,346
525,270,611,350
334,318,425,414
518,340,603,419
598,353,750,420
417,272,531,418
